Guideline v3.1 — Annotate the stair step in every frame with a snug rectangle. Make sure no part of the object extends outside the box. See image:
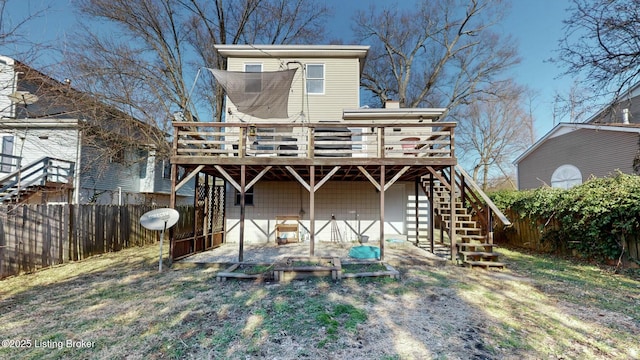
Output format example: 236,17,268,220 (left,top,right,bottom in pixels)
463,260,506,269
457,243,497,250
457,234,486,240
459,251,500,260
